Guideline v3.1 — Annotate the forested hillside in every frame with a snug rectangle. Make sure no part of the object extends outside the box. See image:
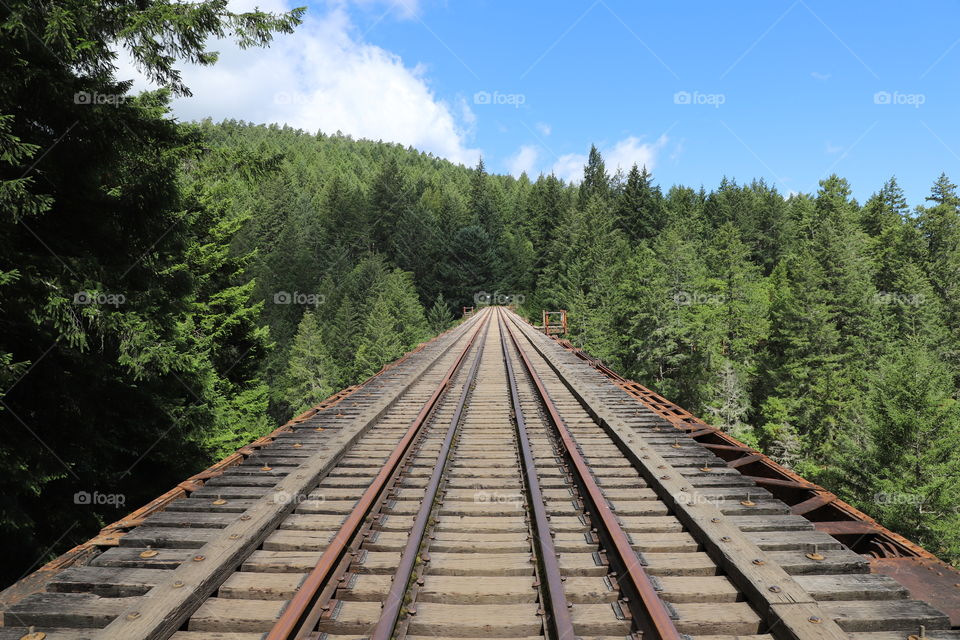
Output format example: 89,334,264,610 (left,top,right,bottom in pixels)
184,121,960,565
1,0,958,587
